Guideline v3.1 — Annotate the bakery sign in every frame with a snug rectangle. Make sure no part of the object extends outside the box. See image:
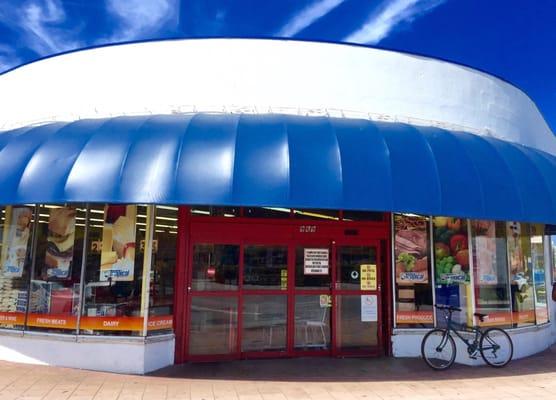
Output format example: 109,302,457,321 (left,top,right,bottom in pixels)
304,248,329,275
